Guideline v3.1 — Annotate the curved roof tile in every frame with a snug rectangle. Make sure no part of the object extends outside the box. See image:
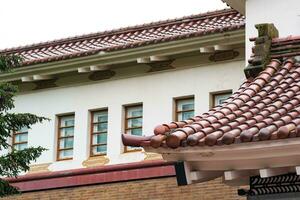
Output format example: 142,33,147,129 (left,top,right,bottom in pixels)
0,9,244,66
